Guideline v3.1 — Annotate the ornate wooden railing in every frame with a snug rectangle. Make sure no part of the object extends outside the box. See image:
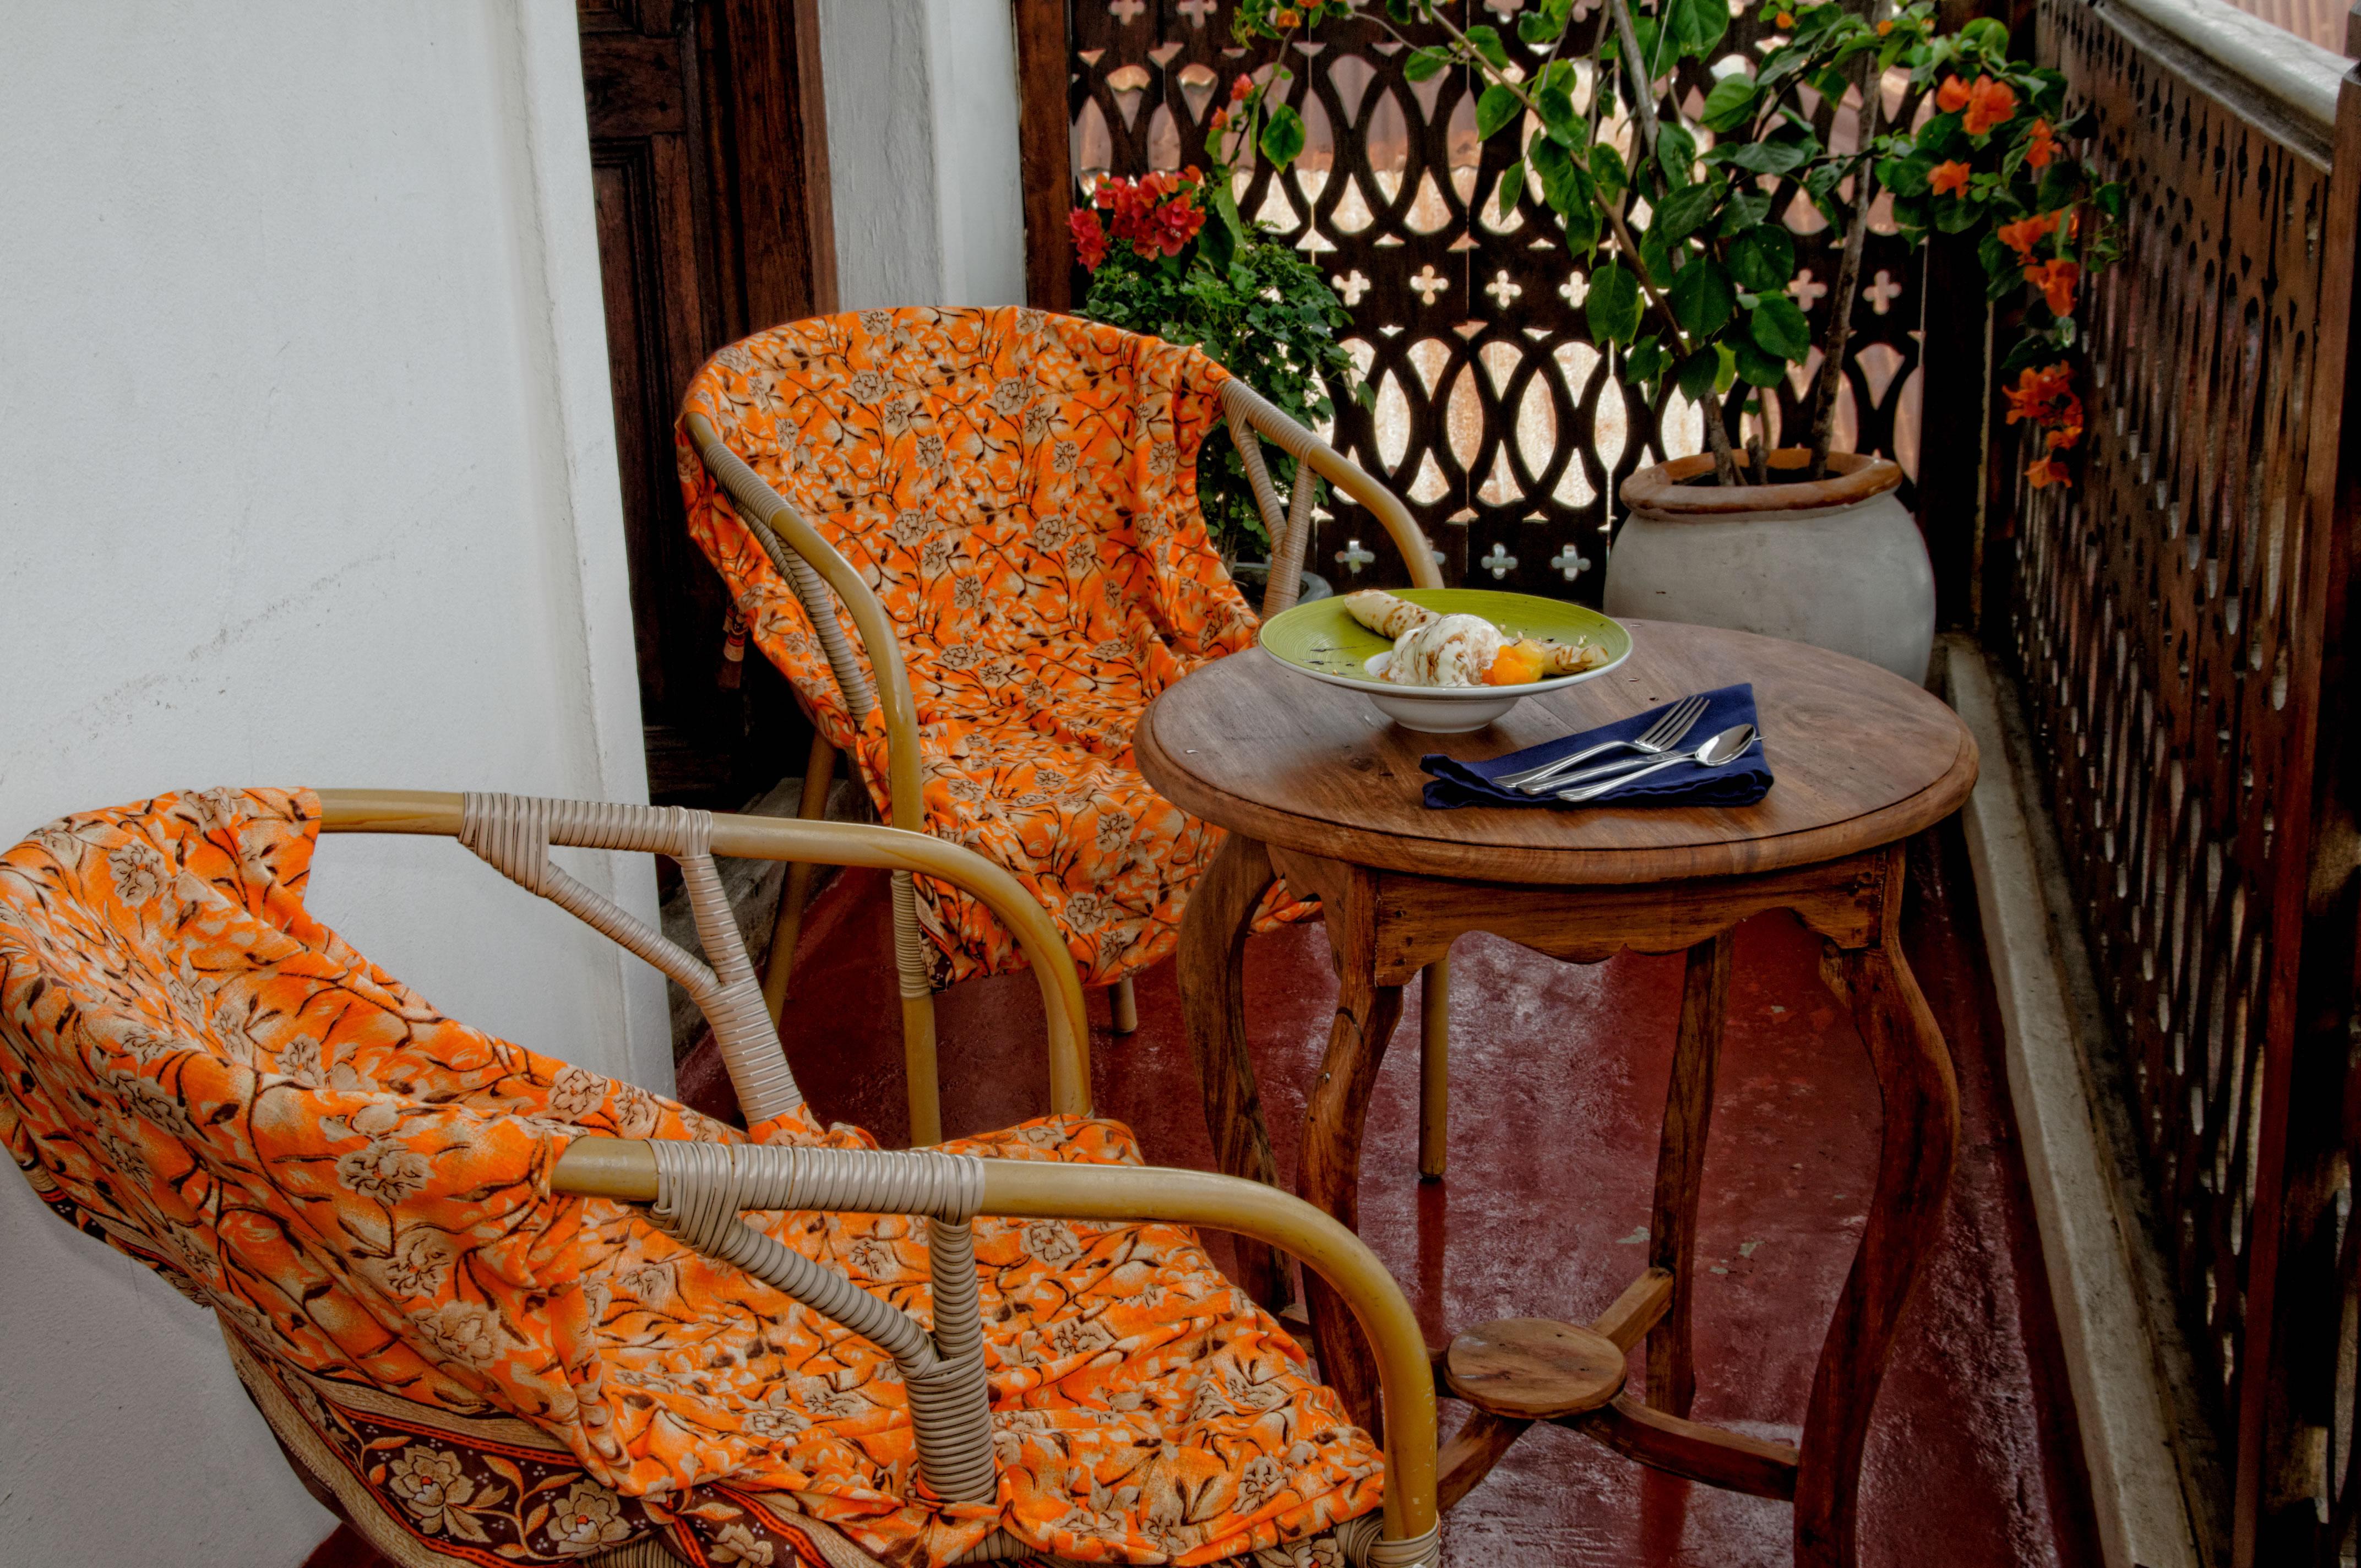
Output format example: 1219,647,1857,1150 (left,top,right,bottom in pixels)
2006,2,2359,1561
1018,0,1981,609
